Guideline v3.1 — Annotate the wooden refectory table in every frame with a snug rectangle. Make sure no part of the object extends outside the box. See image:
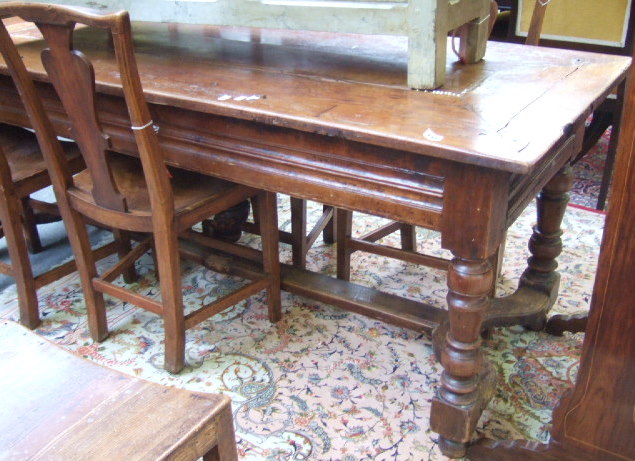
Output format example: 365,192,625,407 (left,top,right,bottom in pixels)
0,21,629,458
